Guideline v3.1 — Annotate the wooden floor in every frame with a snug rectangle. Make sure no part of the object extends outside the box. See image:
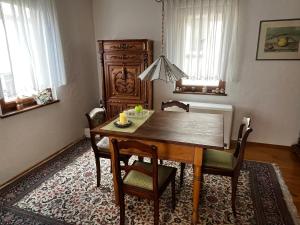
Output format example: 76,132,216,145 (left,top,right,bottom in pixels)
244,143,300,215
